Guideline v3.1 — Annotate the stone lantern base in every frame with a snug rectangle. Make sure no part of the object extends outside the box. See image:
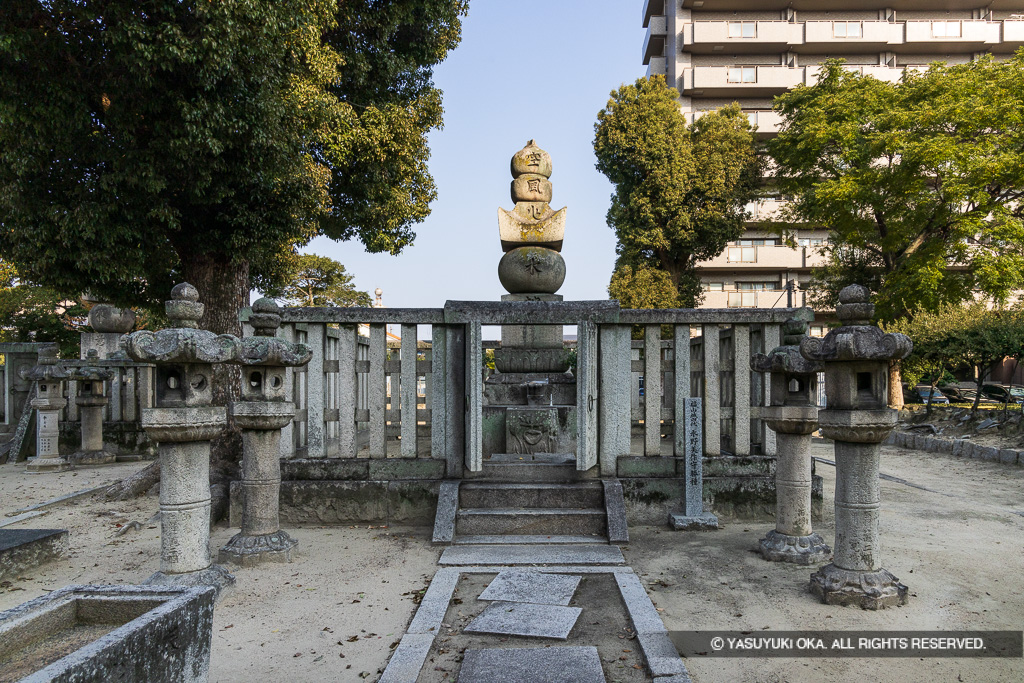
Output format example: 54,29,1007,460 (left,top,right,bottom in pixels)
809,564,908,610
219,530,298,567
144,565,236,596
26,456,73,473
759,529,831,565
68,446,117,466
